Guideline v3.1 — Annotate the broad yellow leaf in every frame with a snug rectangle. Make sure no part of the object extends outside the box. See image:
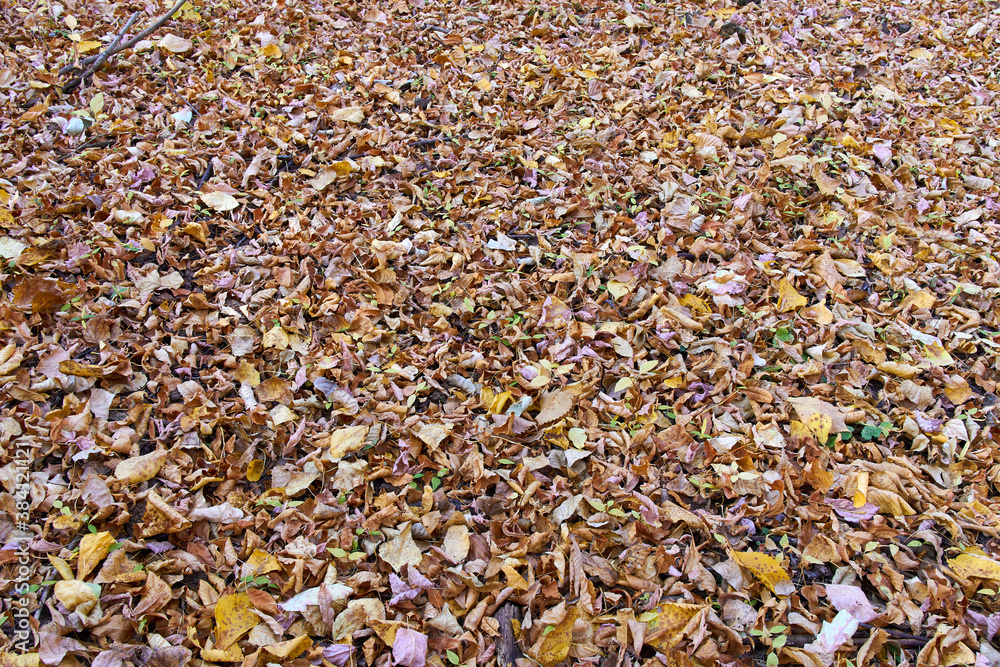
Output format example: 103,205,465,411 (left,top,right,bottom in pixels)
0,652,41,667
534,606,578,667
731,551,795,596
644,603,705,652
54,580,100,611
260,43,282,58
77,531,115,580
807,413,832,444
776,278,807,312
233,359,260,386
246,459,264,482
328,425,369,459
949,549,1000,582
262,324,289,349
215,592,259,650
77,40,102,52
